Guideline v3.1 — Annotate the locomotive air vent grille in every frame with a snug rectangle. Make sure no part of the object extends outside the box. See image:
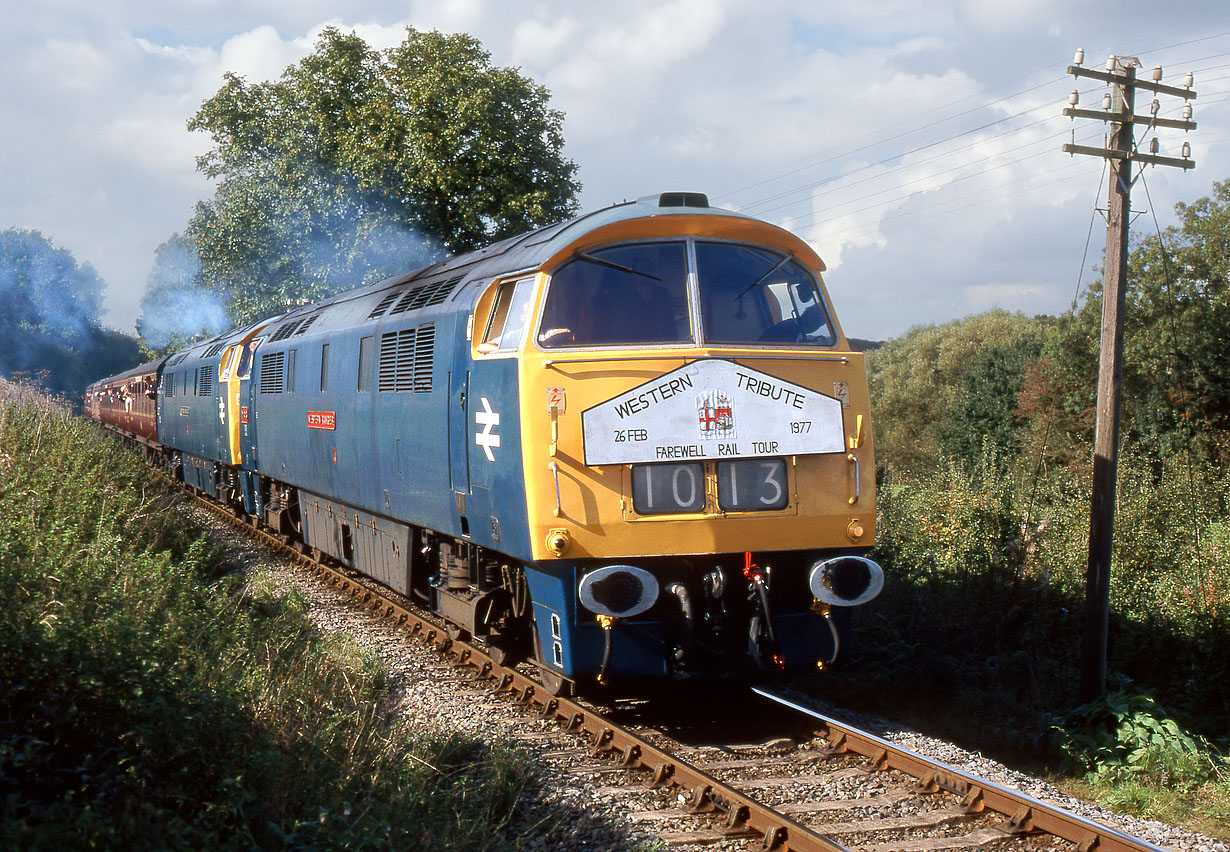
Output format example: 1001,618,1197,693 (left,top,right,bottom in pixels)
259,351,285,394
204,342,228,358
367,291,400,320
197,367,213,398
378,330,408,392
167,353,188,367
292,314,320,336
413,324,435,393
388,275,463,316
421,275,463,307
269,318,302,341
165,372,175,398
378,323,435,393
